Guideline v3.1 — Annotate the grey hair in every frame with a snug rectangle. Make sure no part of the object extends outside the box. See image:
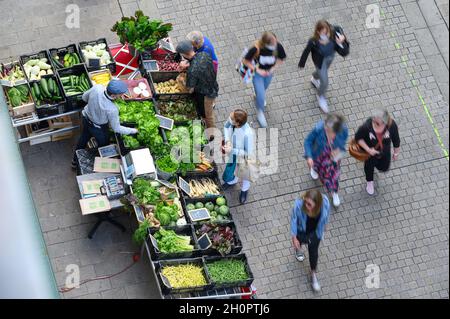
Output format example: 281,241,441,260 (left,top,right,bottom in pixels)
187,31,204,47
325,113,345,133
372,109,390,125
